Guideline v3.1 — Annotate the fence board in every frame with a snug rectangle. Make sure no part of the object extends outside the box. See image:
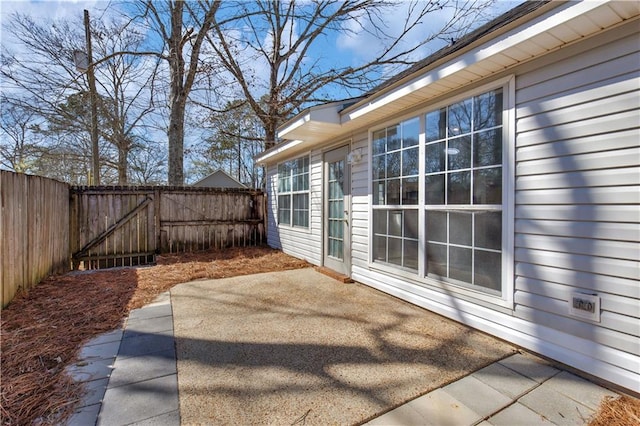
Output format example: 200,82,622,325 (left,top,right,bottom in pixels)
70,186,266,265
2,179,266,307
1,171,70,308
